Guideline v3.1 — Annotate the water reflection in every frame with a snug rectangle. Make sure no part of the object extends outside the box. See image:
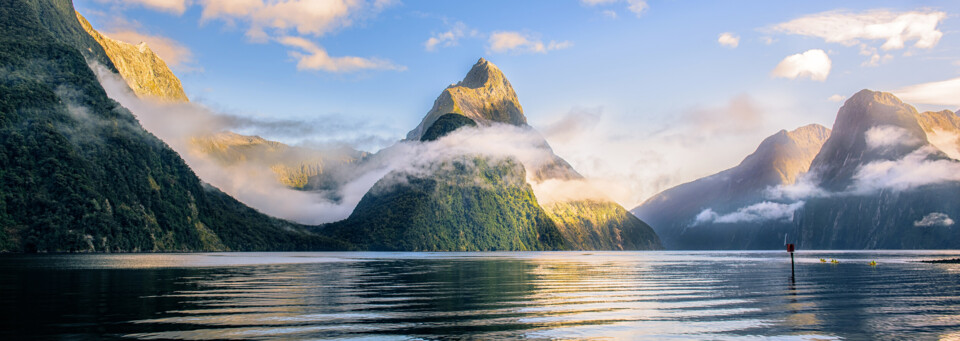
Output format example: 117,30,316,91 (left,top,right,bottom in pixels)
0,251,959,339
